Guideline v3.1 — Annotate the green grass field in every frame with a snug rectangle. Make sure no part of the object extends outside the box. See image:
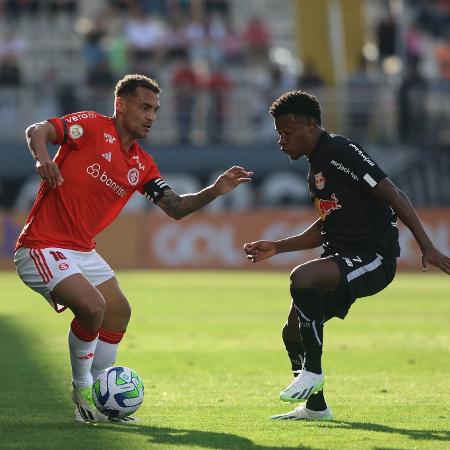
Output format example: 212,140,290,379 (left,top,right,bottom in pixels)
0,271,449,450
